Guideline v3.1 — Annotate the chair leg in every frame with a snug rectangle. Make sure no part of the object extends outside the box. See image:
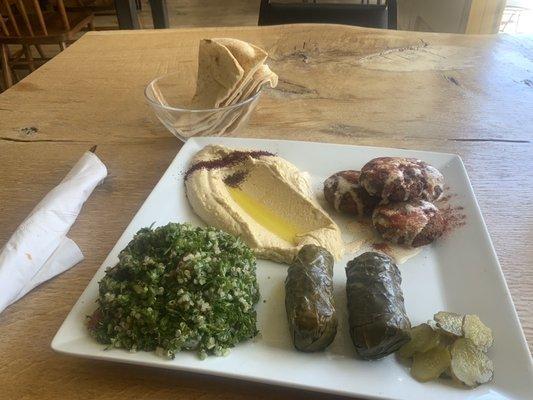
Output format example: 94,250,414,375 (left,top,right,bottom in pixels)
35,45,46,59
59,41,67,51
1,44,13,89
88,20,95,30
0,44,13,89
23,45,36,72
